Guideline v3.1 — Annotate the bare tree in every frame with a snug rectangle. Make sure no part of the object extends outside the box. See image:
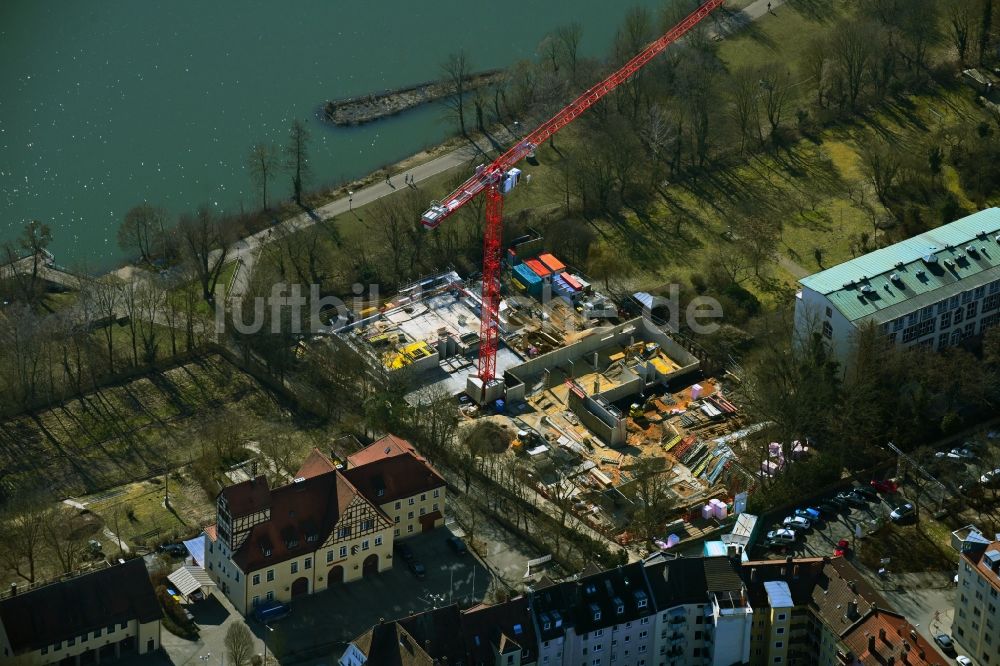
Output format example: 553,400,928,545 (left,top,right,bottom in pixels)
730,67,762,153
179,206,232,303
829,19,878,109
760,64,792,139
555,23,584,85
442,50,472,139
859,134,902,210
946,0,978,62
285,120,311,207
117,204,166,264
248,143,279,211
0,498,50,583
225,622,255,666
3,220,52,304
42,507,87,574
